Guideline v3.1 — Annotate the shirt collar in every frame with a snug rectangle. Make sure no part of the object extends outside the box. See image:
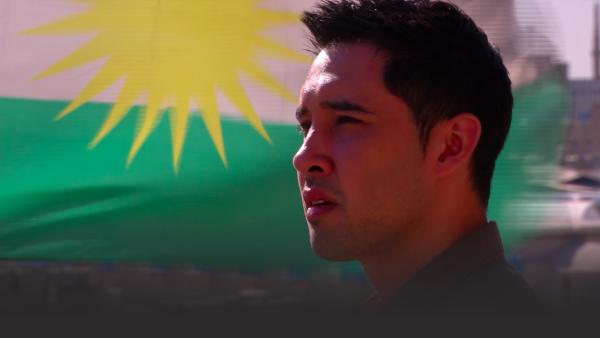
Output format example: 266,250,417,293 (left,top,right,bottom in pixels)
373,221,505,307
